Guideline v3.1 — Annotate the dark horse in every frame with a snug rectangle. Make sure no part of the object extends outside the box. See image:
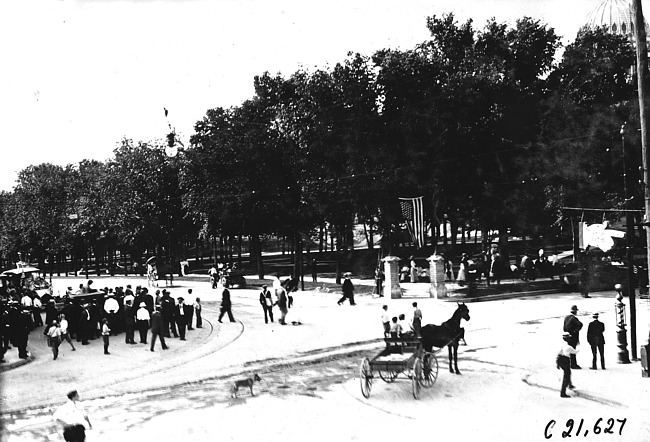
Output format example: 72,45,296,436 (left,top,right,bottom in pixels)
420,303,470,375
